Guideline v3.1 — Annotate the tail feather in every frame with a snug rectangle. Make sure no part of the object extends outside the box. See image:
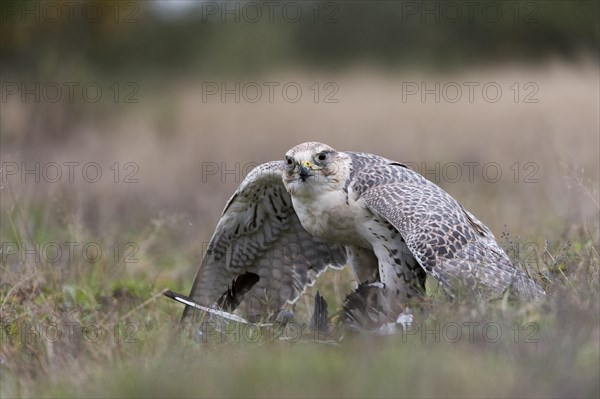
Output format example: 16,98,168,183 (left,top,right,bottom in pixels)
512,271,546,300
310,291,329,331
